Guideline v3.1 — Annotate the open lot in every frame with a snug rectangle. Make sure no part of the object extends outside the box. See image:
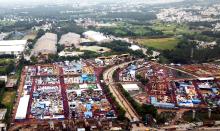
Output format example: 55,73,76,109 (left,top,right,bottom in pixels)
22,32,37,40
2,90,16,107
80,46,111,53
136,37,179,50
